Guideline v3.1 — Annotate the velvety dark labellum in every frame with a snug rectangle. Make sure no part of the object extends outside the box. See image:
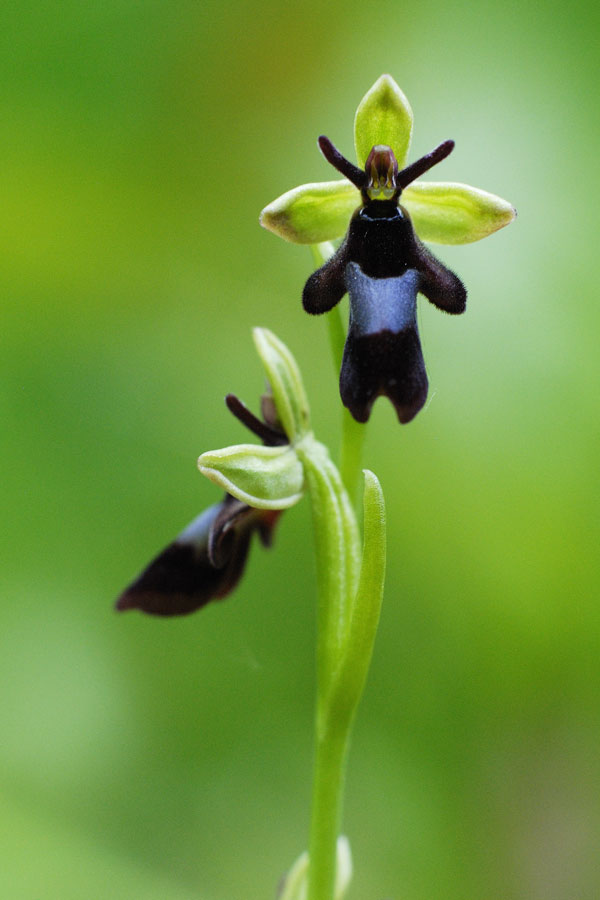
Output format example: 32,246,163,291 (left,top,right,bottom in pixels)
303,137,467,423
341,263,427,423
116,496,281,616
